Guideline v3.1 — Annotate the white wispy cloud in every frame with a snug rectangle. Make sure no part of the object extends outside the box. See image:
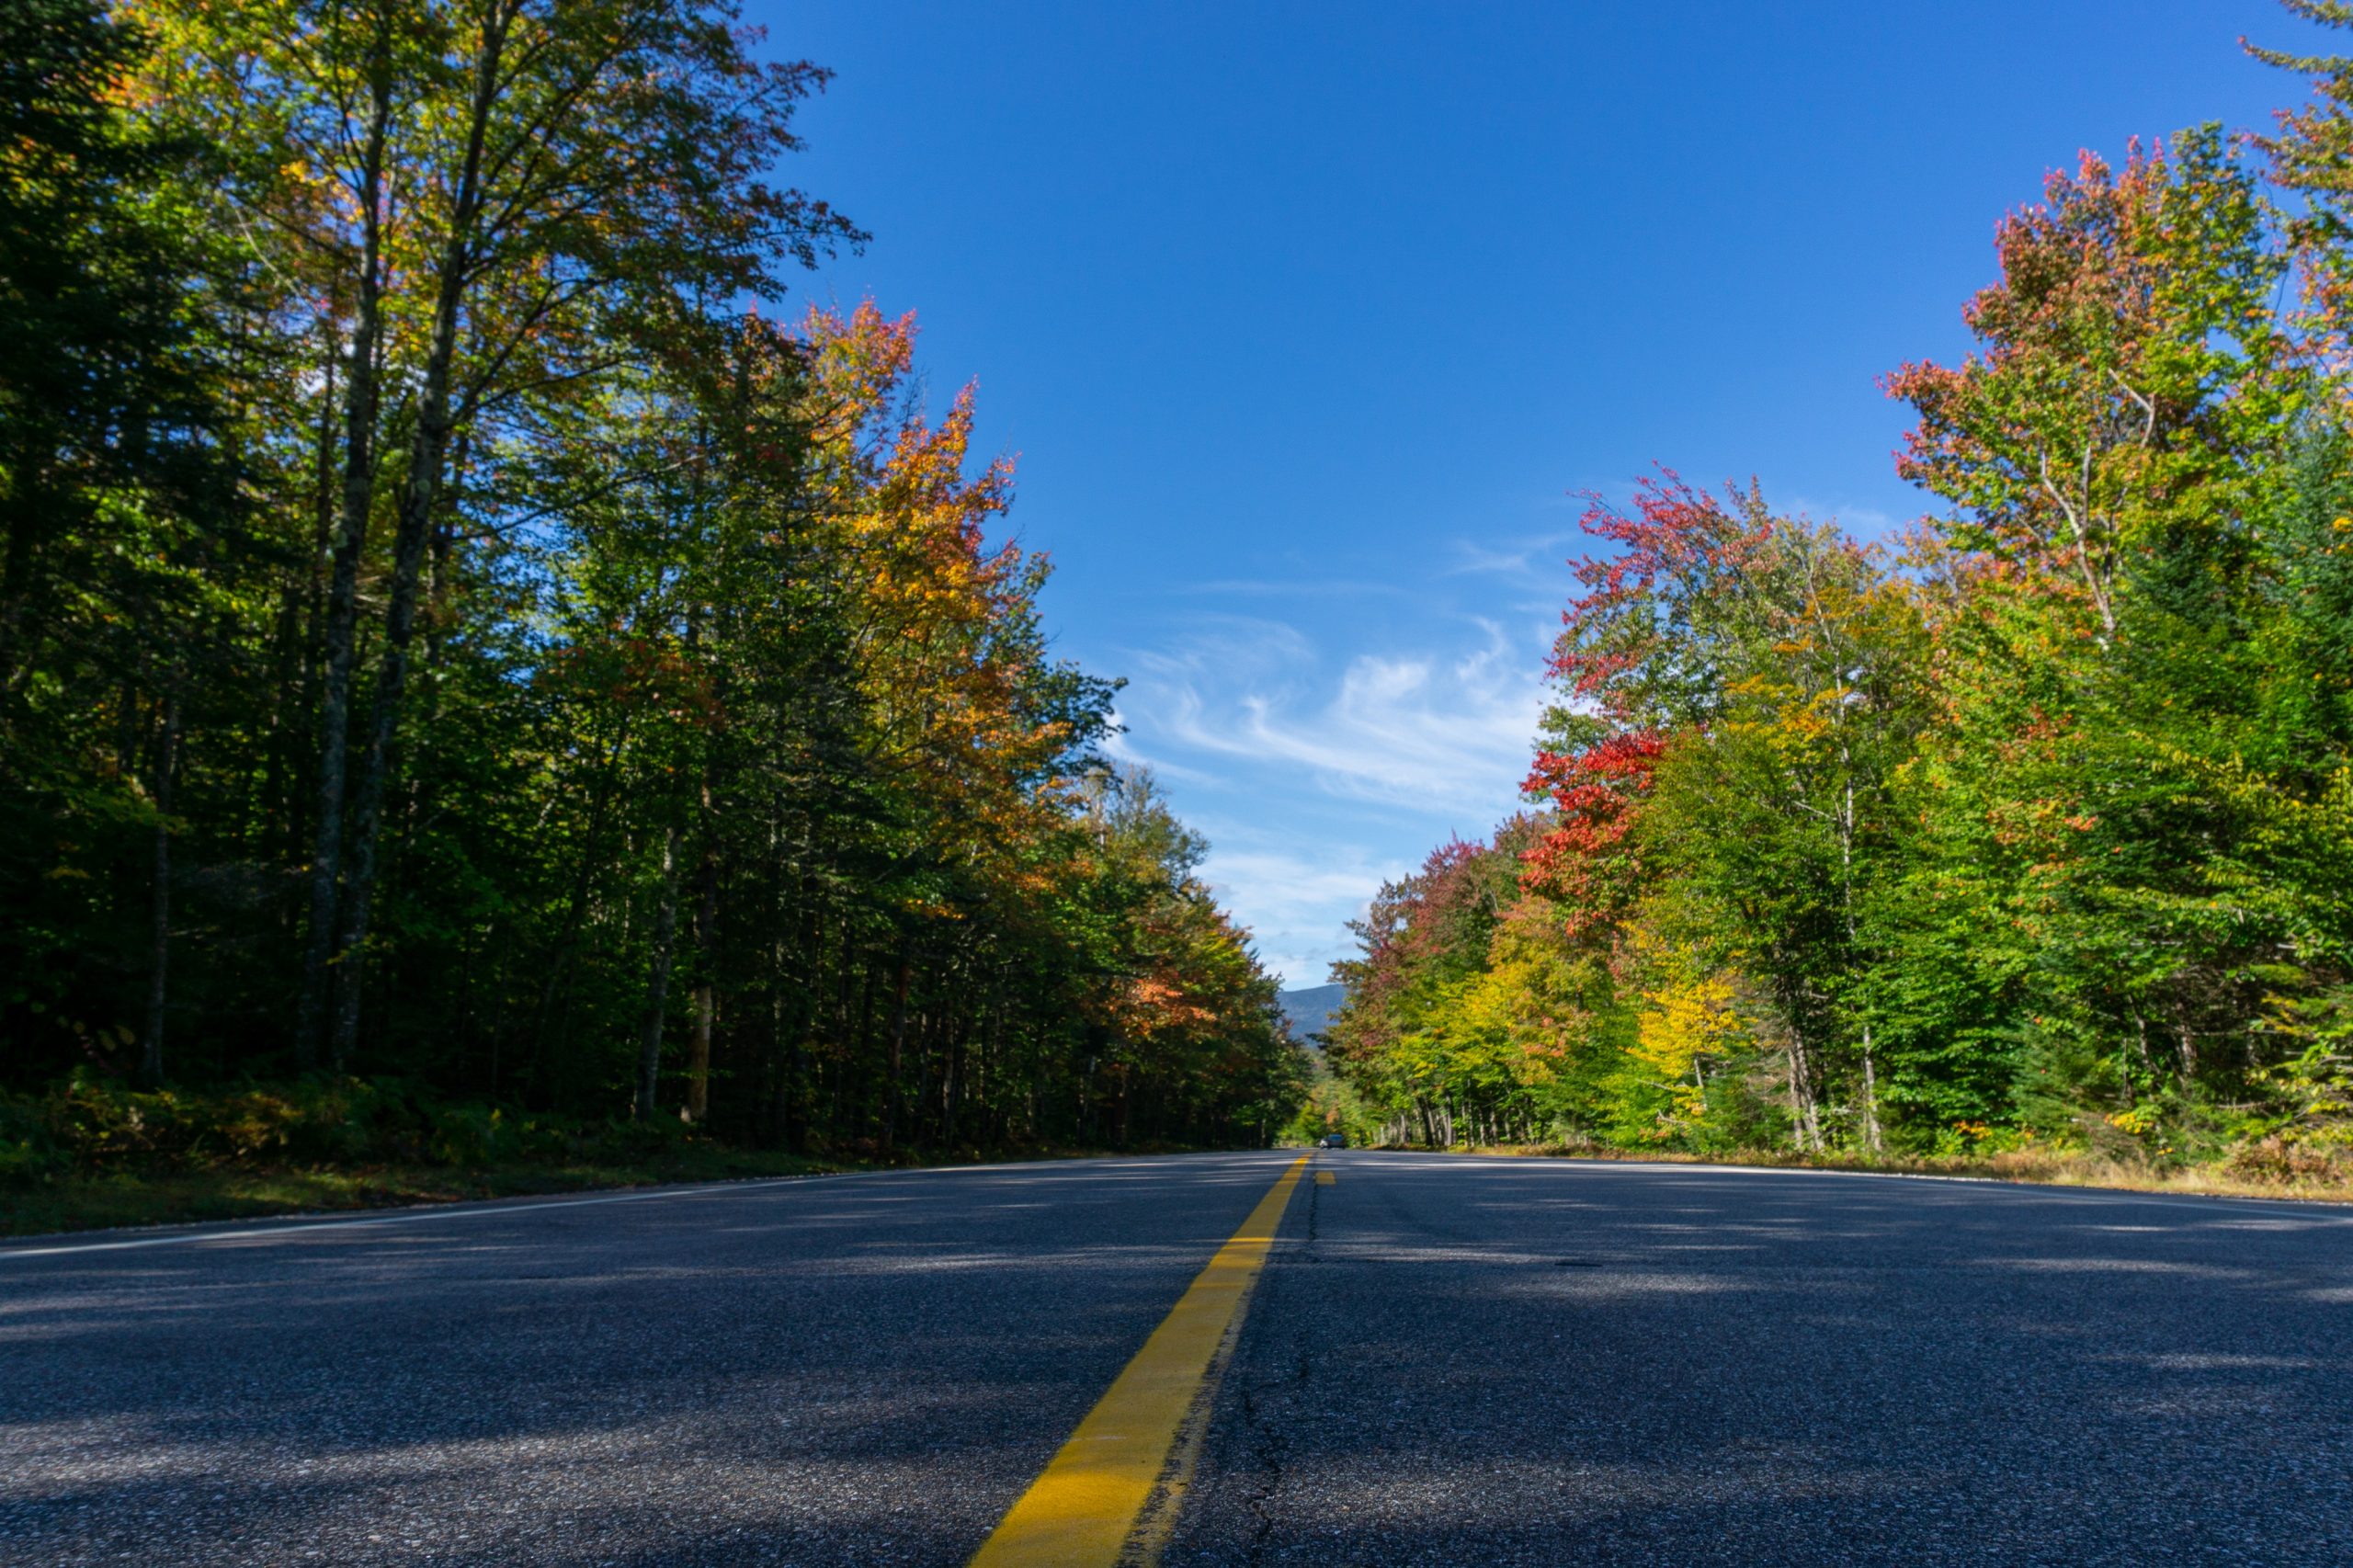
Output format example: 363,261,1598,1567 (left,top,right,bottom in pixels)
1785,494,1902,542
1123,614,1547,820
1444,530,1582,580
1102,610,1557,986
1197,841,1412,987
1098,719,1223,787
